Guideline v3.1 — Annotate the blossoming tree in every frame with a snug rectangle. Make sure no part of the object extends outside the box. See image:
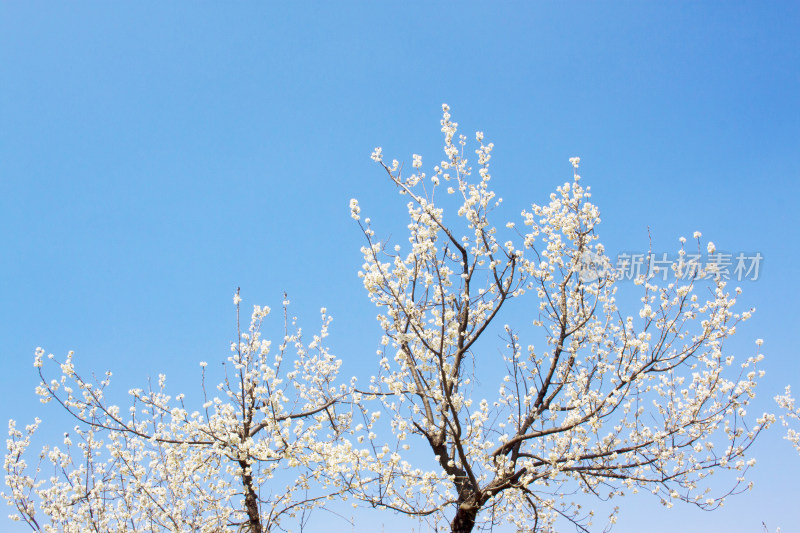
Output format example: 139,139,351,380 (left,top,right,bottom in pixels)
4,291,351,533
348,105,772,533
